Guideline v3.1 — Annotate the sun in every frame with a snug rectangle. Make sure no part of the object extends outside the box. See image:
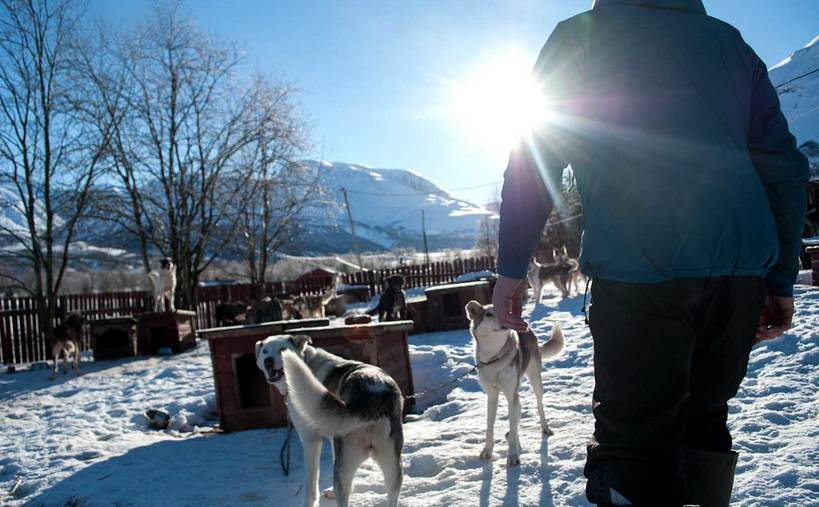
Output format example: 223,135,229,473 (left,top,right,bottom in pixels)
450,49,551,154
